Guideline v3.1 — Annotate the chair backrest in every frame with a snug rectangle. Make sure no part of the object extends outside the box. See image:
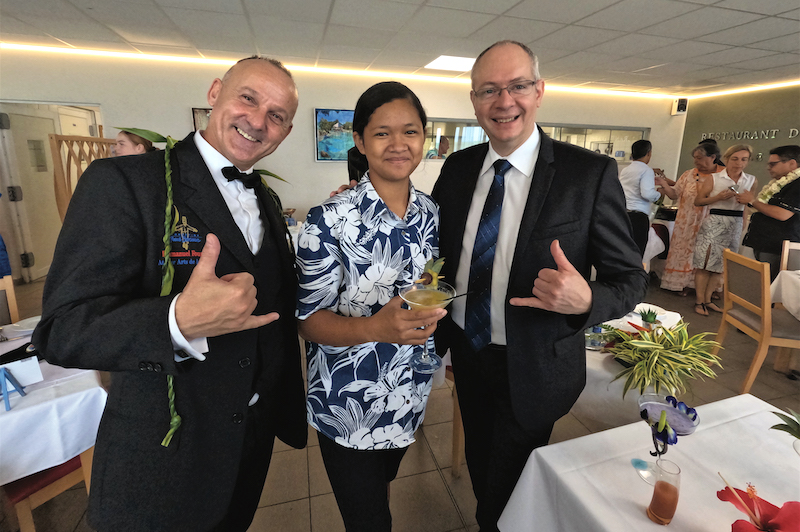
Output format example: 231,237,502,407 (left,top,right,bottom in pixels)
48,134,116,222
780,240,800,271
722,249,771,332
0,275,20,324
